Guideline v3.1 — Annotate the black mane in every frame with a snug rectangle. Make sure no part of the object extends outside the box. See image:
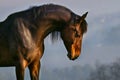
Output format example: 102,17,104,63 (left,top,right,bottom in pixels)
26,4,72,21
26,4,87,42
